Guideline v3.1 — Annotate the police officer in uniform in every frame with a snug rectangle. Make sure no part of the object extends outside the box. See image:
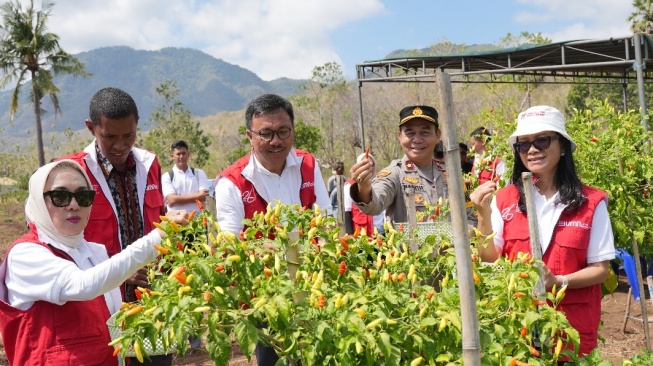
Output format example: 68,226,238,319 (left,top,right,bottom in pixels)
349,105,451,223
